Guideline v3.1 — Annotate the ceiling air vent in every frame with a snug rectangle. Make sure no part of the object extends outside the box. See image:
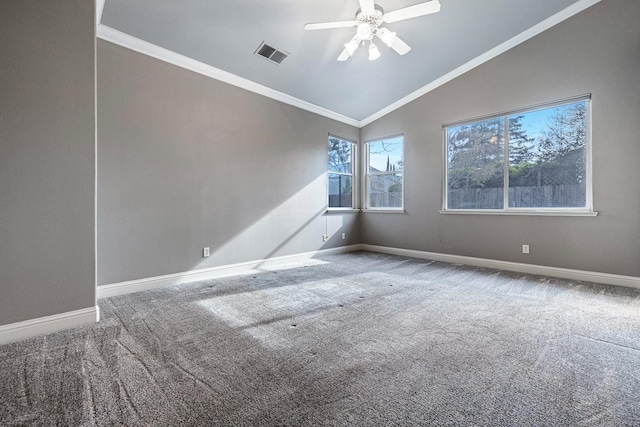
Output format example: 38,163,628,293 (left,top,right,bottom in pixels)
255,42,289,65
